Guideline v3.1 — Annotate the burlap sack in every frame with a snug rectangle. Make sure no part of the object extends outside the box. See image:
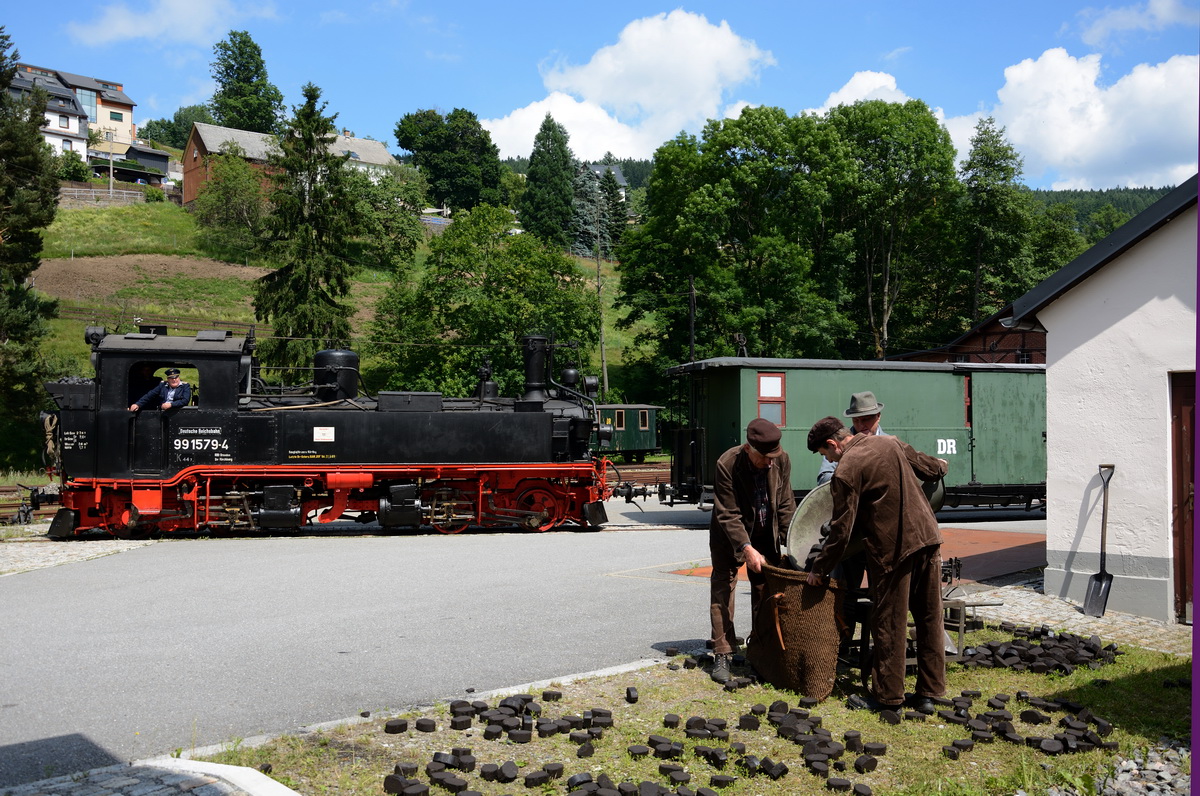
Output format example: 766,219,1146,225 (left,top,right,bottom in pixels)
746,563,843,700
